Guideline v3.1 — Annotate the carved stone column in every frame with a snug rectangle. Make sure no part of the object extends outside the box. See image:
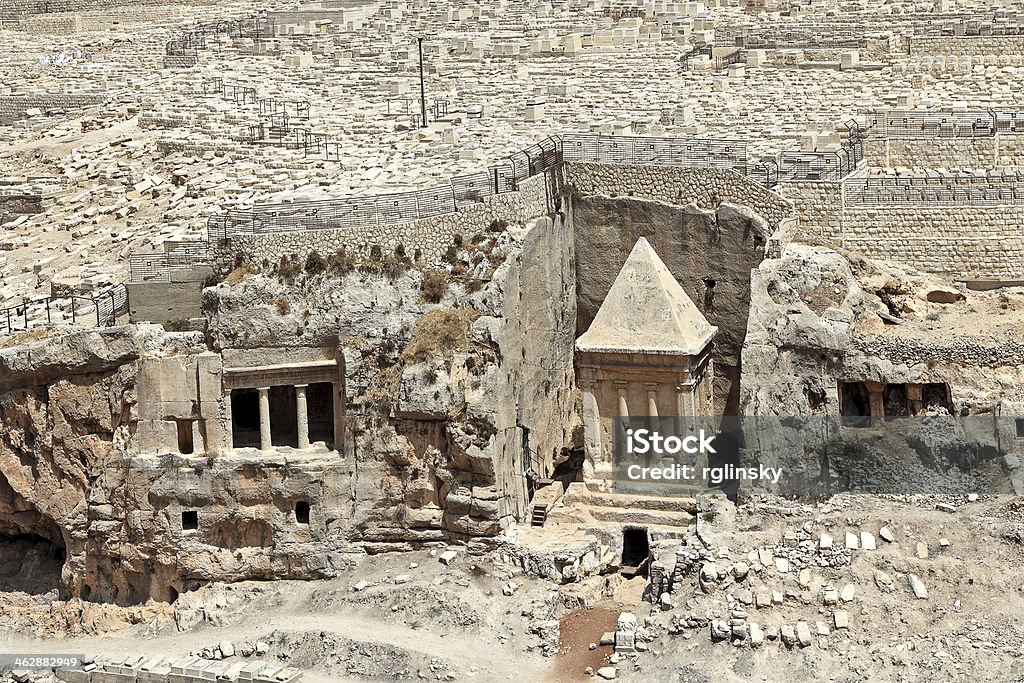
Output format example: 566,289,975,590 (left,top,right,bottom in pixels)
296,384,310,449
258,387,272,451
580,380,603,465
864,381,886,426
